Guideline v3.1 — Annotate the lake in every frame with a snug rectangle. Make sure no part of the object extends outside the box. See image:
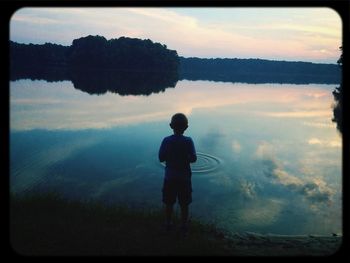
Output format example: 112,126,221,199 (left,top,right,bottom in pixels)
10,76,342,235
